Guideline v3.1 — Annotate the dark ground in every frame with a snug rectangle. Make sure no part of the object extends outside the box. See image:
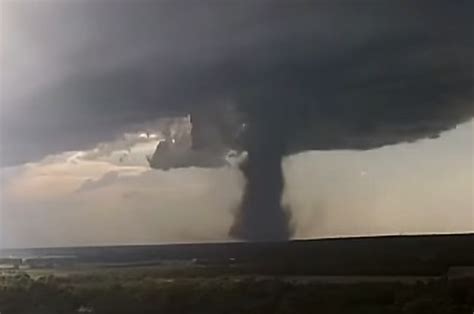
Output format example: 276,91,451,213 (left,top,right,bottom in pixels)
0,234,473,313
0,271,473,314
2,233,473,275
